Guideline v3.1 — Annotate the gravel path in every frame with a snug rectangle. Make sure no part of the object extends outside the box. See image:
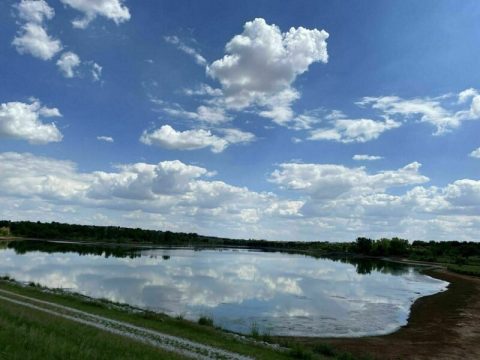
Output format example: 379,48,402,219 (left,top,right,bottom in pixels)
0,288,253,360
